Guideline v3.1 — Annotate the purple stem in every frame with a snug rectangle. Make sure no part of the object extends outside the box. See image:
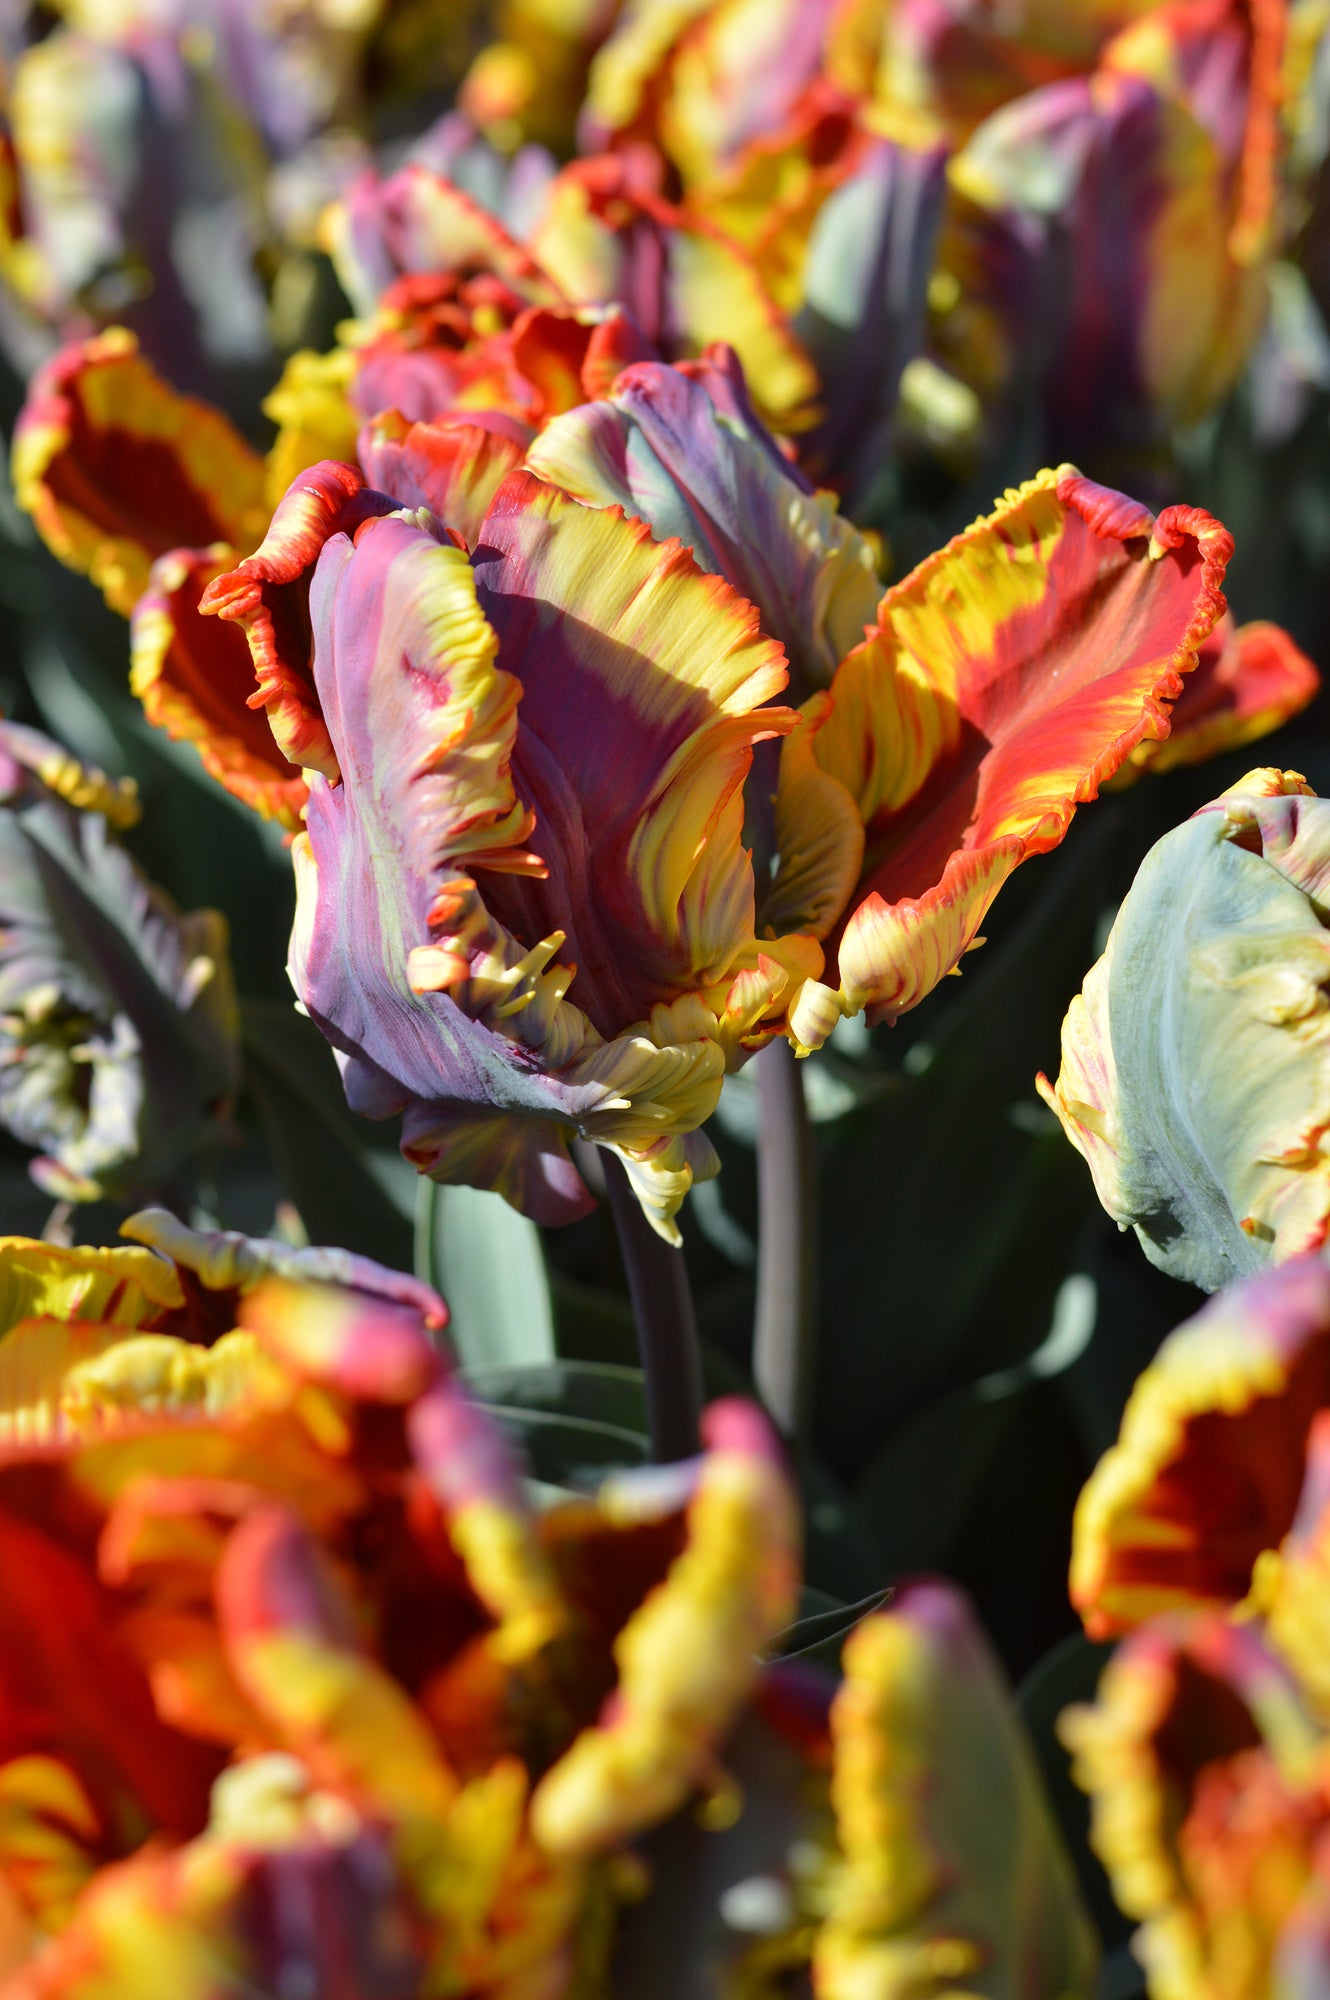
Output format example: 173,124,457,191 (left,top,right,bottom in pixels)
753,1036,814,1441
603,1154,704,1462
